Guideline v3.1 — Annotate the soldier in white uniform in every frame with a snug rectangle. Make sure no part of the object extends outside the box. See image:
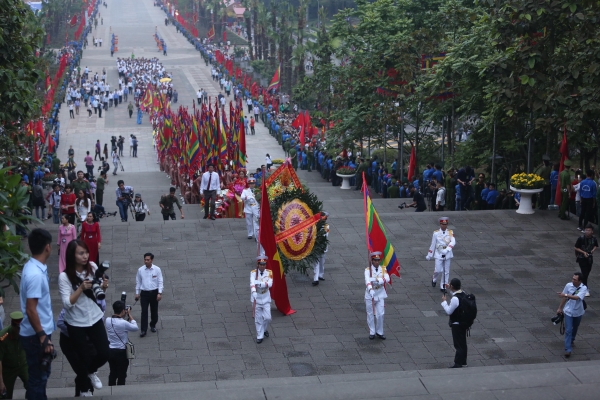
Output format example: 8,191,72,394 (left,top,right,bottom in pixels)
313,212,330,286
250,256,273,343
241,178,260,239
364,251,390,340
426,217,456,292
